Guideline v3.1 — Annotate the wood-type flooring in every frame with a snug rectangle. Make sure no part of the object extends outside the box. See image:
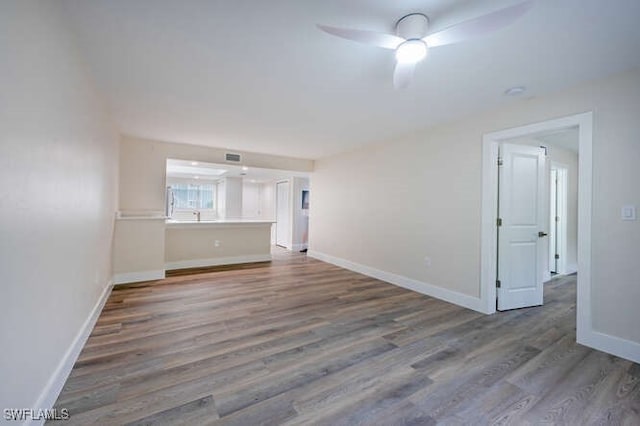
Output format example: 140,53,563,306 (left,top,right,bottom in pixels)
52,250,640,425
